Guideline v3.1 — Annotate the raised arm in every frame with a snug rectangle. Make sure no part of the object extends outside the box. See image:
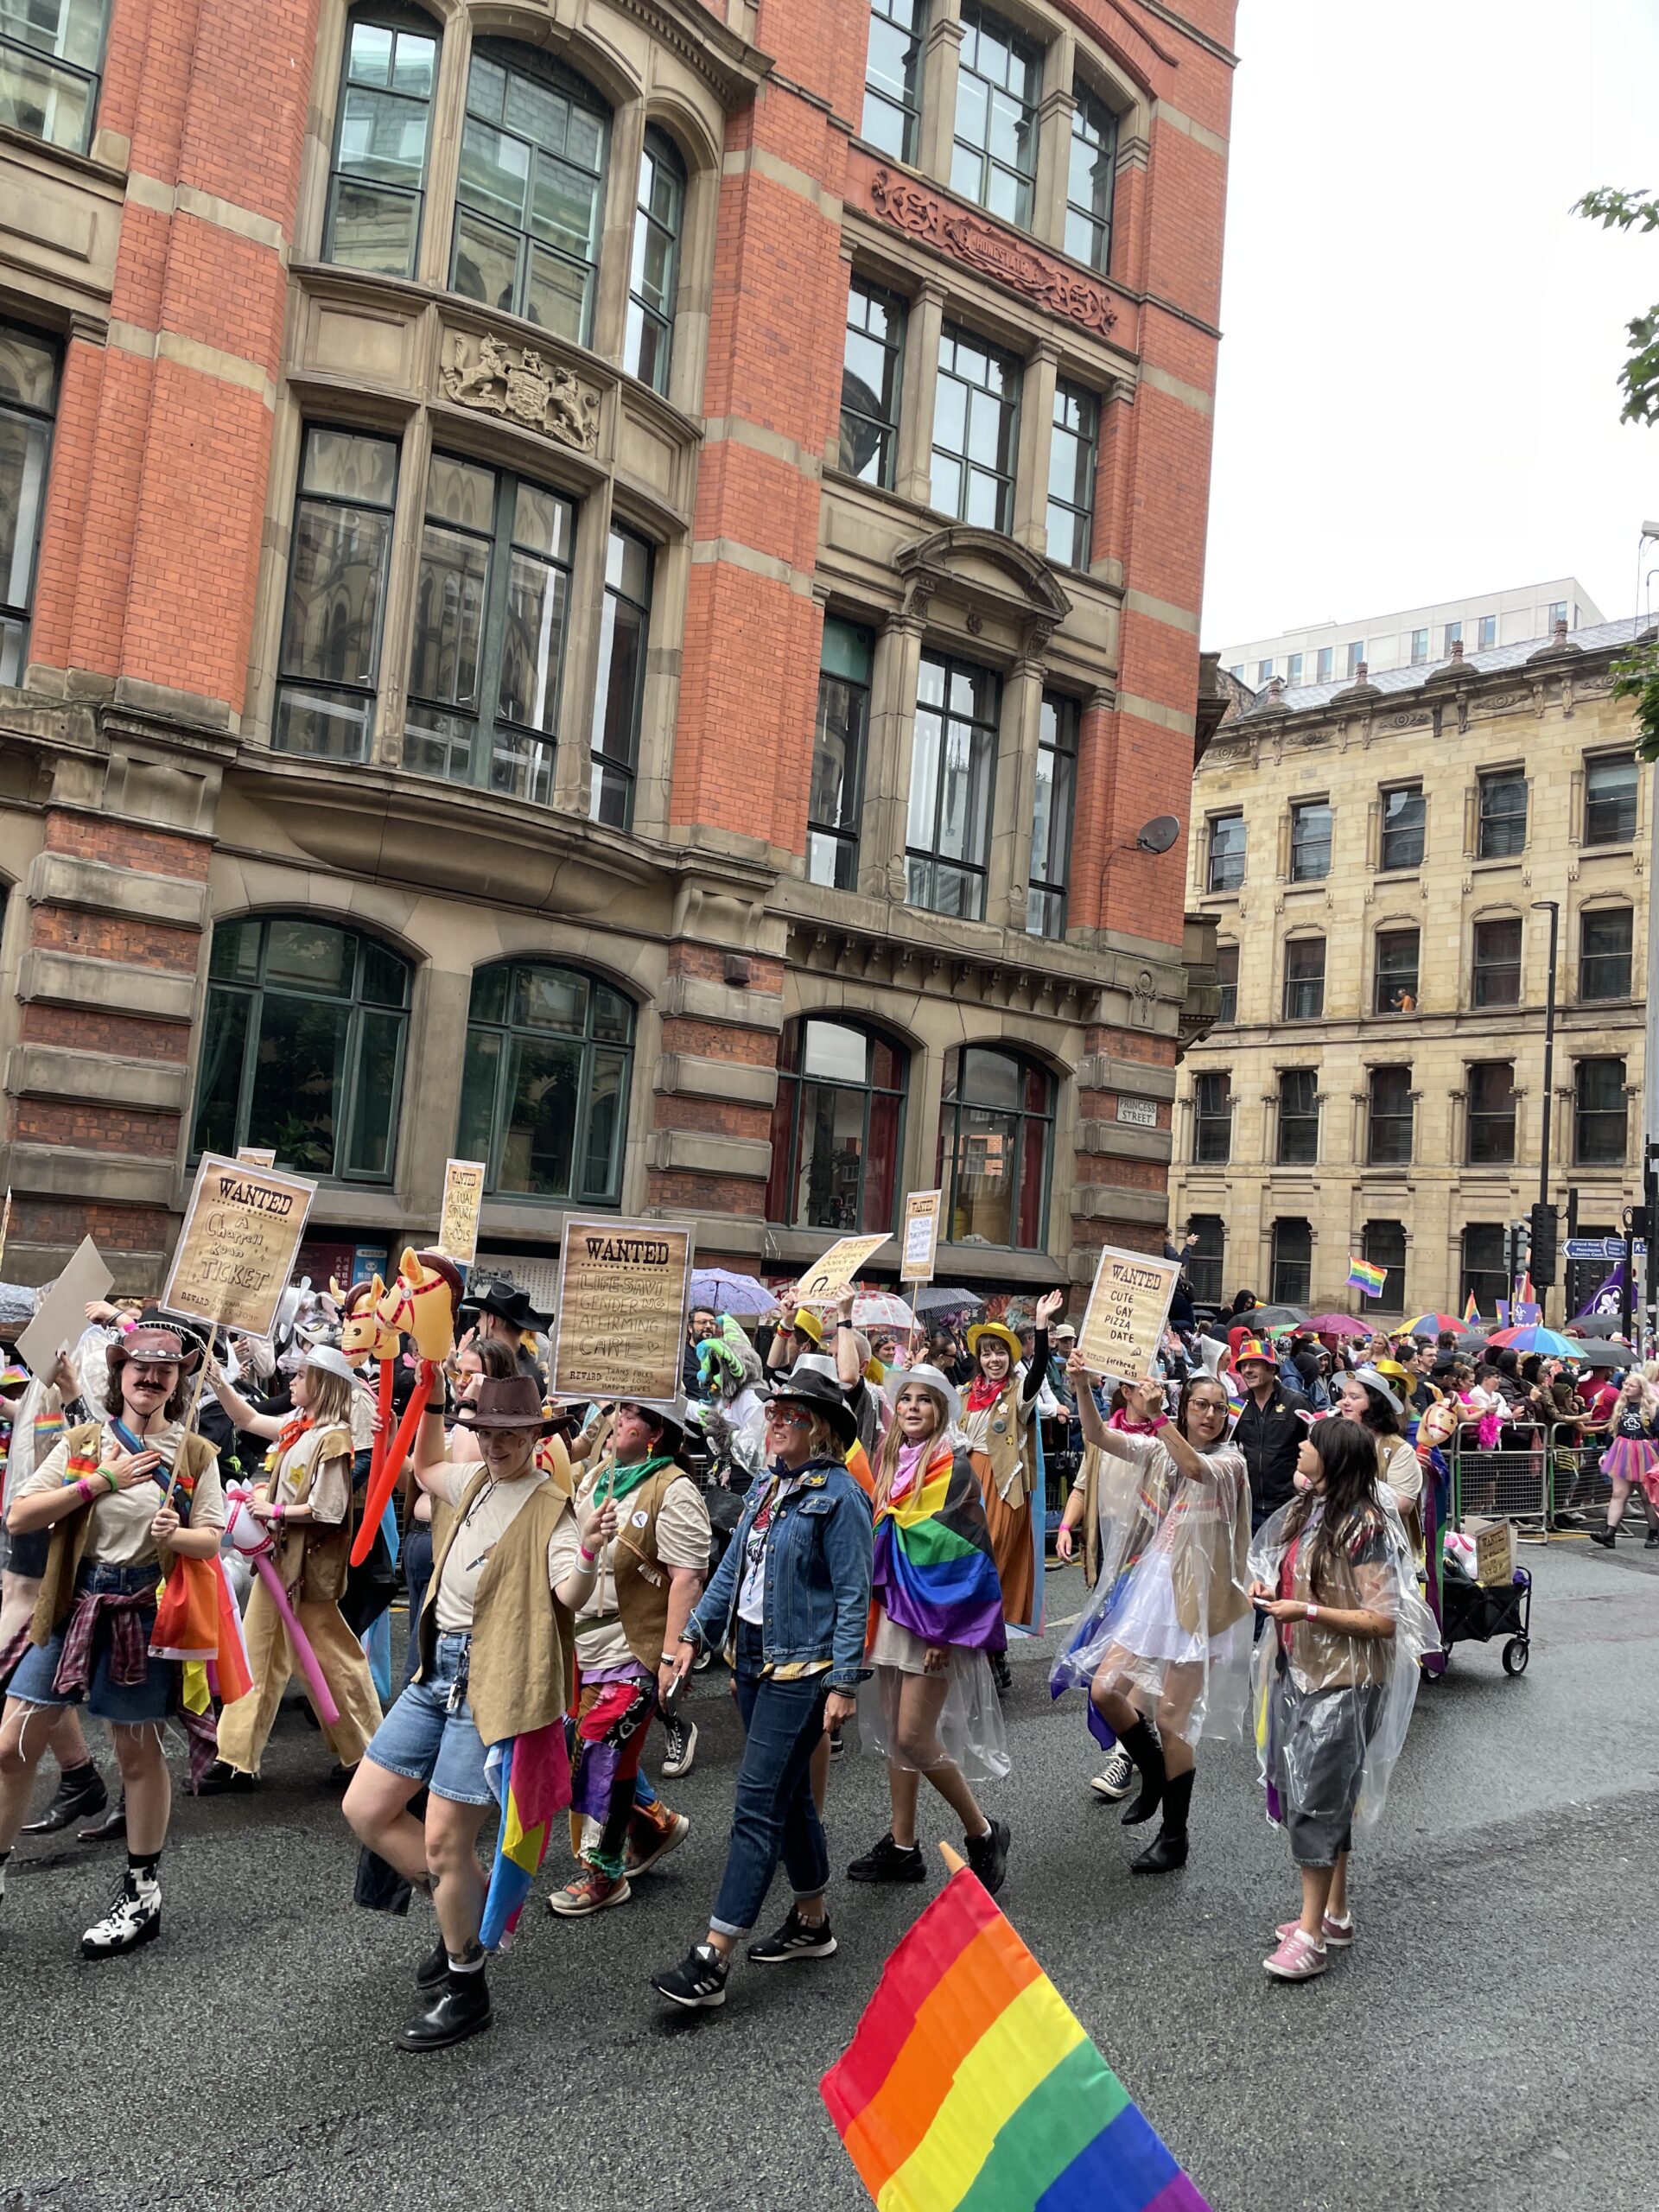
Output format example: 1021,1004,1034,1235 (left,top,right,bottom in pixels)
206,1366,284,1440
1068,1352,1110,1451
